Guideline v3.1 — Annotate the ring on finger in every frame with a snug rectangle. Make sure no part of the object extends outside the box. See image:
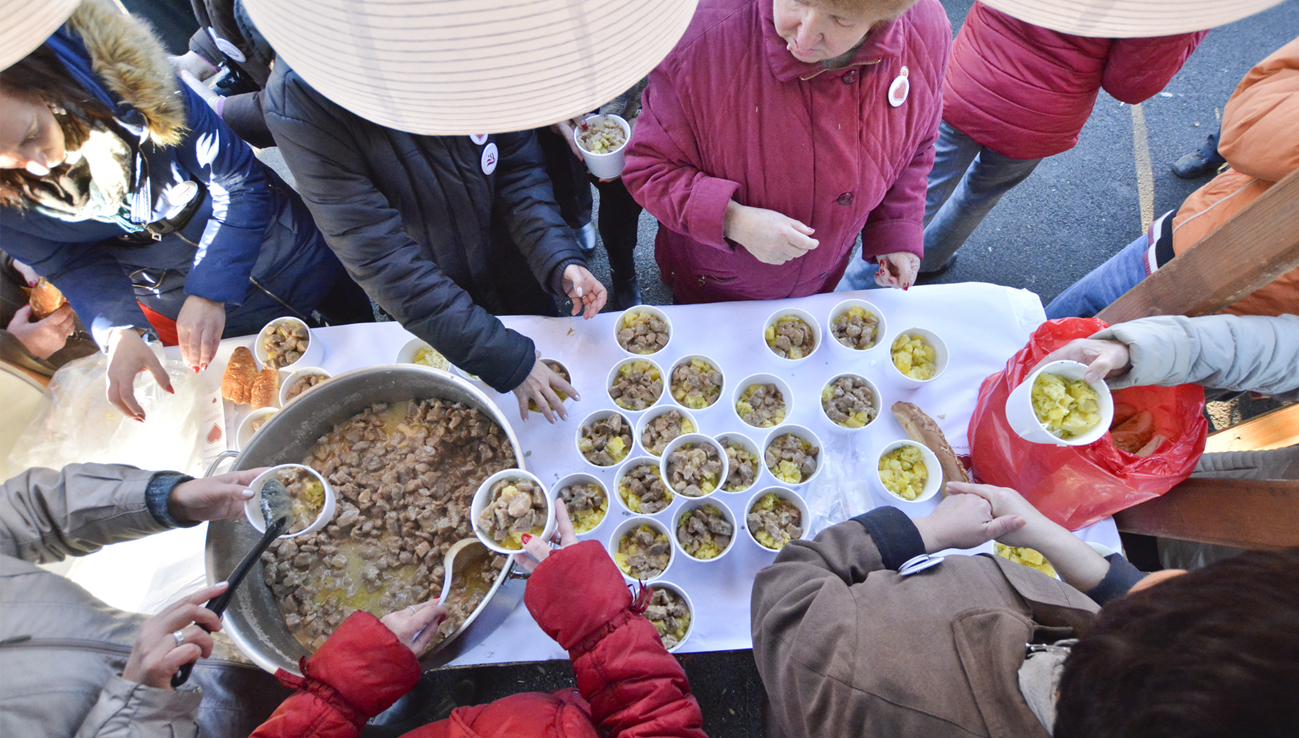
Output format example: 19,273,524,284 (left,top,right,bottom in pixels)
407,605,417,615
172,630,185,647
